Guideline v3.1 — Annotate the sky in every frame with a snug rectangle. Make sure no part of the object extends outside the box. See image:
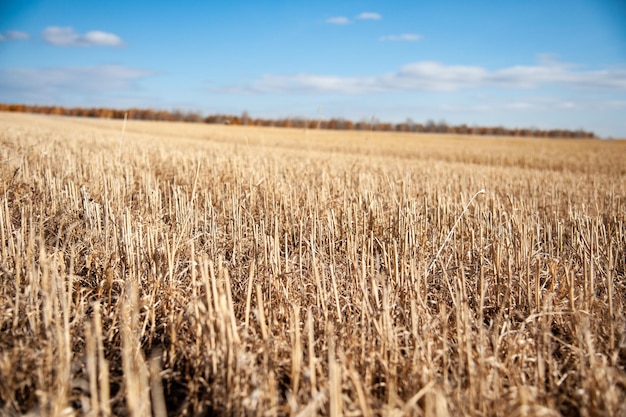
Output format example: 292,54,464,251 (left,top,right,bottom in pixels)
1,0,625,138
